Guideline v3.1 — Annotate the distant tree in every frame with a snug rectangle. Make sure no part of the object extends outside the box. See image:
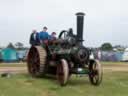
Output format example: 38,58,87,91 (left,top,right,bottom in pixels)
7,43,15,49
15,42,24,50
100,43,113,51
